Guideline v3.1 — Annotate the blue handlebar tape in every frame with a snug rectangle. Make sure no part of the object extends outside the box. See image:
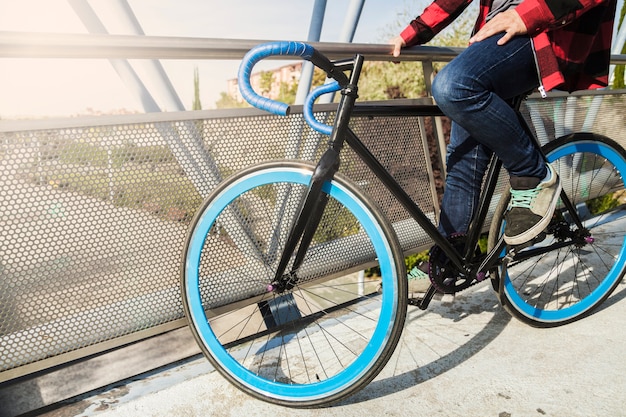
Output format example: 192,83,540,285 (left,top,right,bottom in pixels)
238,42,314,116
303,81,341,136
